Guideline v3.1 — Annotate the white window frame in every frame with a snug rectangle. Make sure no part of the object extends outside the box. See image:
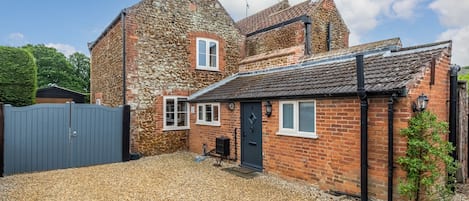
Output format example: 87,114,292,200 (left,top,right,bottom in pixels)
163,96,190,131
196,103,221,126
196,37,219,71
277,100,317,139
